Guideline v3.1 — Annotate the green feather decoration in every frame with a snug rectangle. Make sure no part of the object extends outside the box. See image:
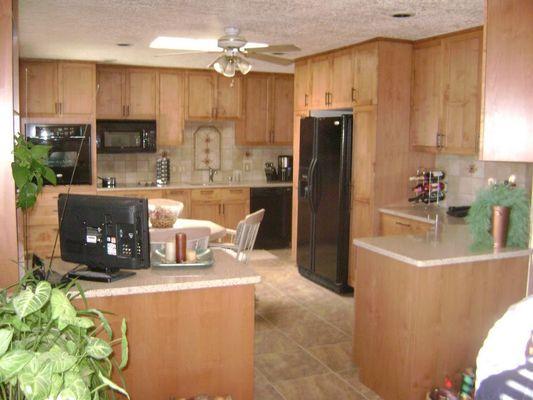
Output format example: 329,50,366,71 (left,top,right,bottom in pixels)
466,183,530,251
